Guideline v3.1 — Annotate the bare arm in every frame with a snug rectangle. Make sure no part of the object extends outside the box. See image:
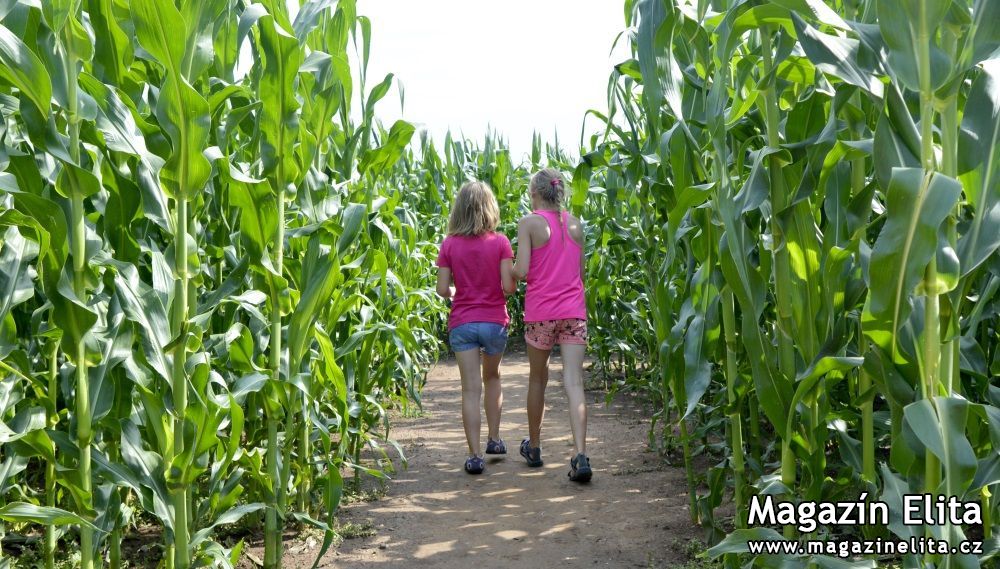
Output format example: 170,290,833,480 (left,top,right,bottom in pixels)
436,267,454,299
512,218,532,281
500,259,515,295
